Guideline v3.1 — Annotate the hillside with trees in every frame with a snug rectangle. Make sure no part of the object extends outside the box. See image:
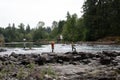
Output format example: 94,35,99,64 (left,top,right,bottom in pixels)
0,0,120,42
